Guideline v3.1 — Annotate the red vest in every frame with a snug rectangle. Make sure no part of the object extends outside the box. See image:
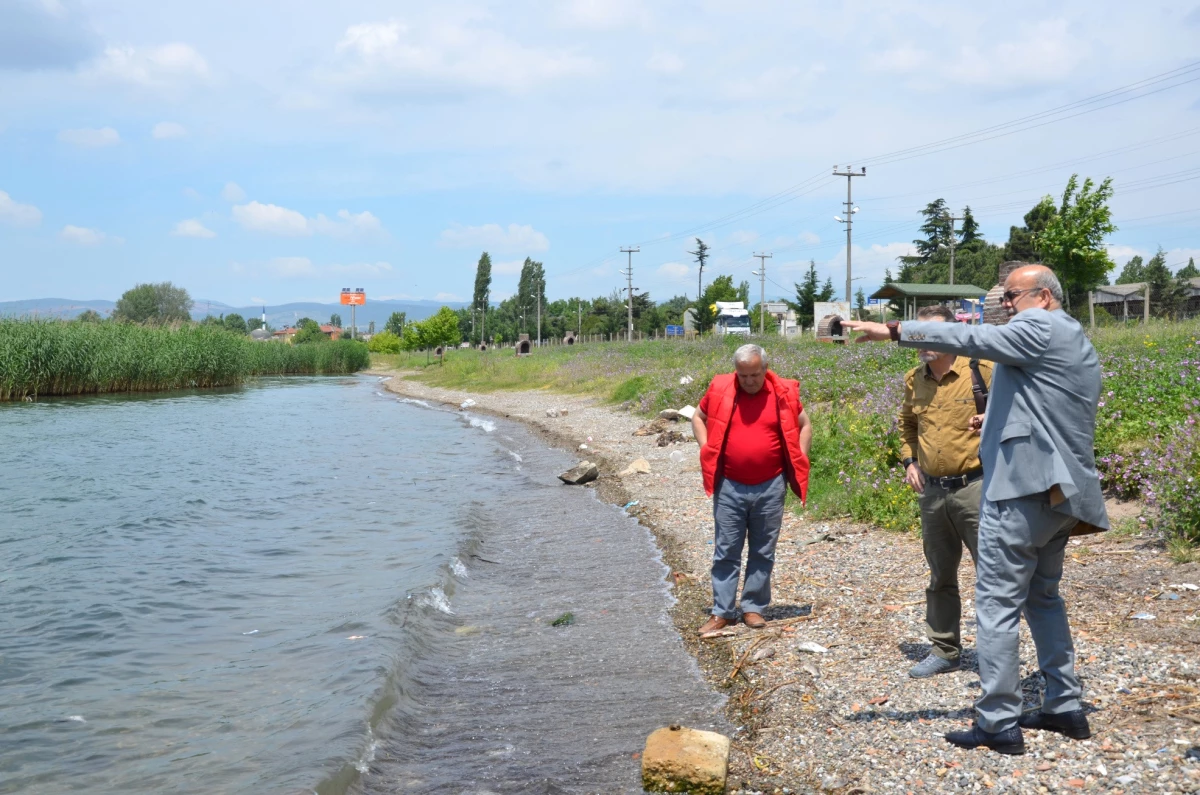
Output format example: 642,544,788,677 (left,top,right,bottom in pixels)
699,370,810,503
